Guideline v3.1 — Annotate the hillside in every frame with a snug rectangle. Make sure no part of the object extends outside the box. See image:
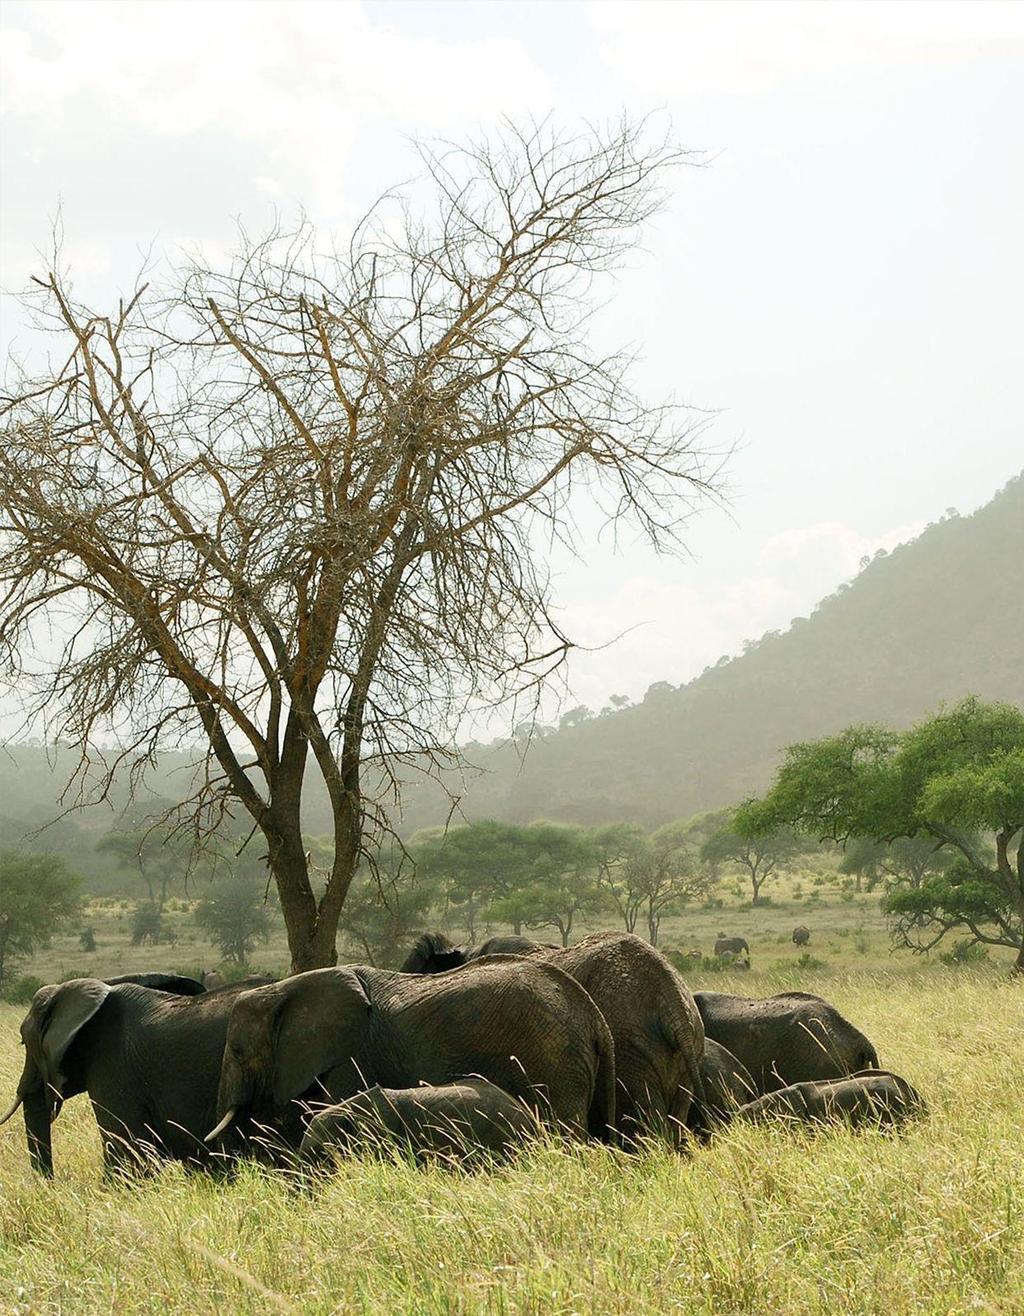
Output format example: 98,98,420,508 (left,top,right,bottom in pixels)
398,472,1024,830
2,474,1021,866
